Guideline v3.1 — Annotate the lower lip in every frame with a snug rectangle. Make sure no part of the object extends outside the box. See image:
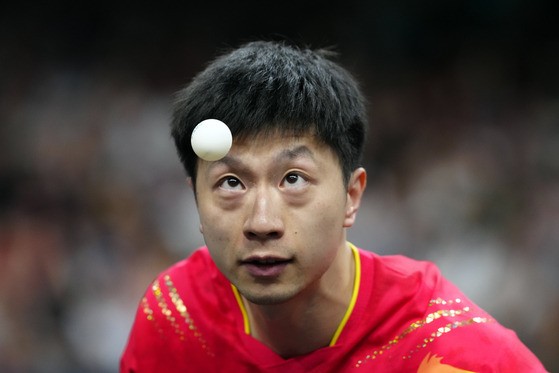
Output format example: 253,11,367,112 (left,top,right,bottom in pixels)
243,262,290,277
